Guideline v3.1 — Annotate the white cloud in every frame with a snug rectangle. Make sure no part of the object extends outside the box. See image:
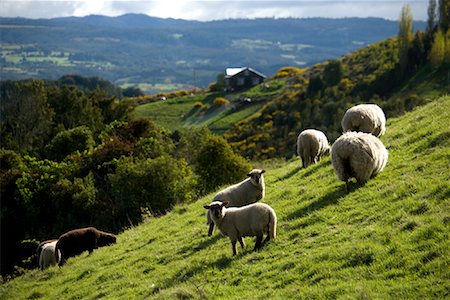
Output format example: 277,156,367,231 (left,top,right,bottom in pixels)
0,1,428,20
